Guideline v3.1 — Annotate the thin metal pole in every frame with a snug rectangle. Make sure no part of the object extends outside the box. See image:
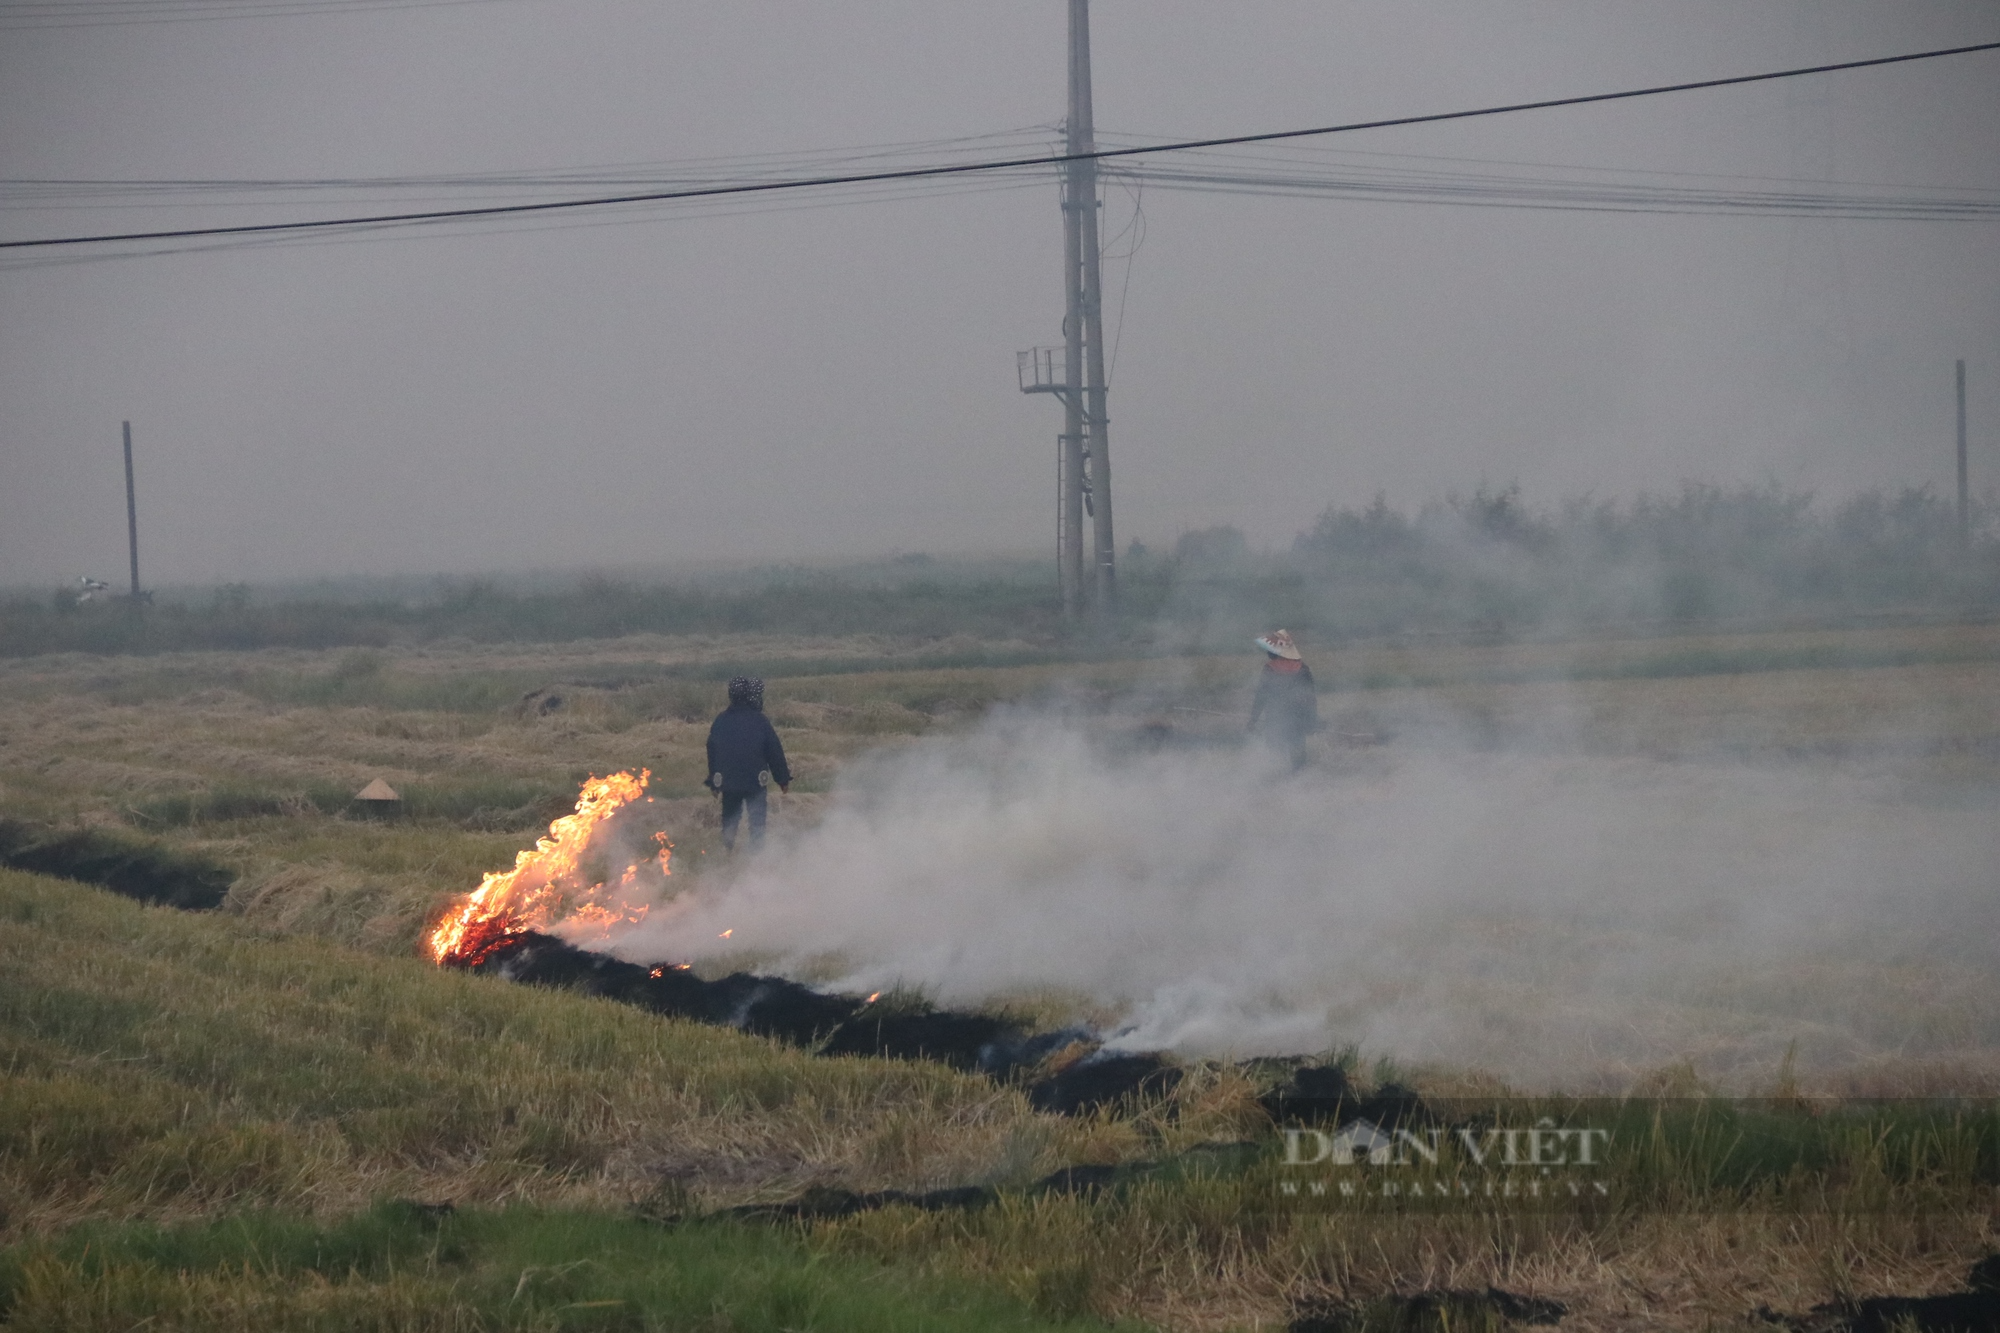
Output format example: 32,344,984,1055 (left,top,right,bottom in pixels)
123,421,140,597
1071,0,1116,621
1957,359,1969,547
1058,431,1074,600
